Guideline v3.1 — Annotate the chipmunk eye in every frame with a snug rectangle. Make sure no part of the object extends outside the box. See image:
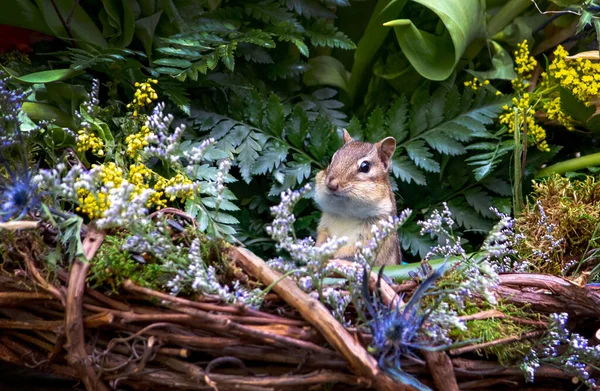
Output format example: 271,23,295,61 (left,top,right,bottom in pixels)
359,161,370,173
